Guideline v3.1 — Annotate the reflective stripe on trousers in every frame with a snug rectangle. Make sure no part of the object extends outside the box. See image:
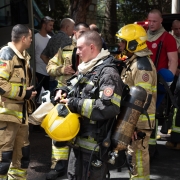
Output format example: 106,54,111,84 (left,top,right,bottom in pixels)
148,119,158,145
130,174,150,180
51,143,69,169
172,108,180,133
52,145,69,160
8,167,27,180
76,136,99,151
0,175,7,180
128,130,151,180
